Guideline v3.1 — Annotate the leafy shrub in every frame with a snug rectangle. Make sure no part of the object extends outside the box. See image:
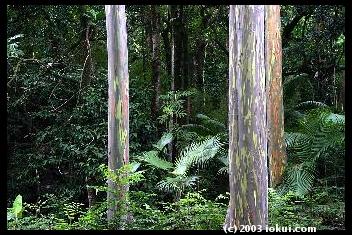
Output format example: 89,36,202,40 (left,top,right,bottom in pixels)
128,190,227,230
268,188,322,228
269,187,344,230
